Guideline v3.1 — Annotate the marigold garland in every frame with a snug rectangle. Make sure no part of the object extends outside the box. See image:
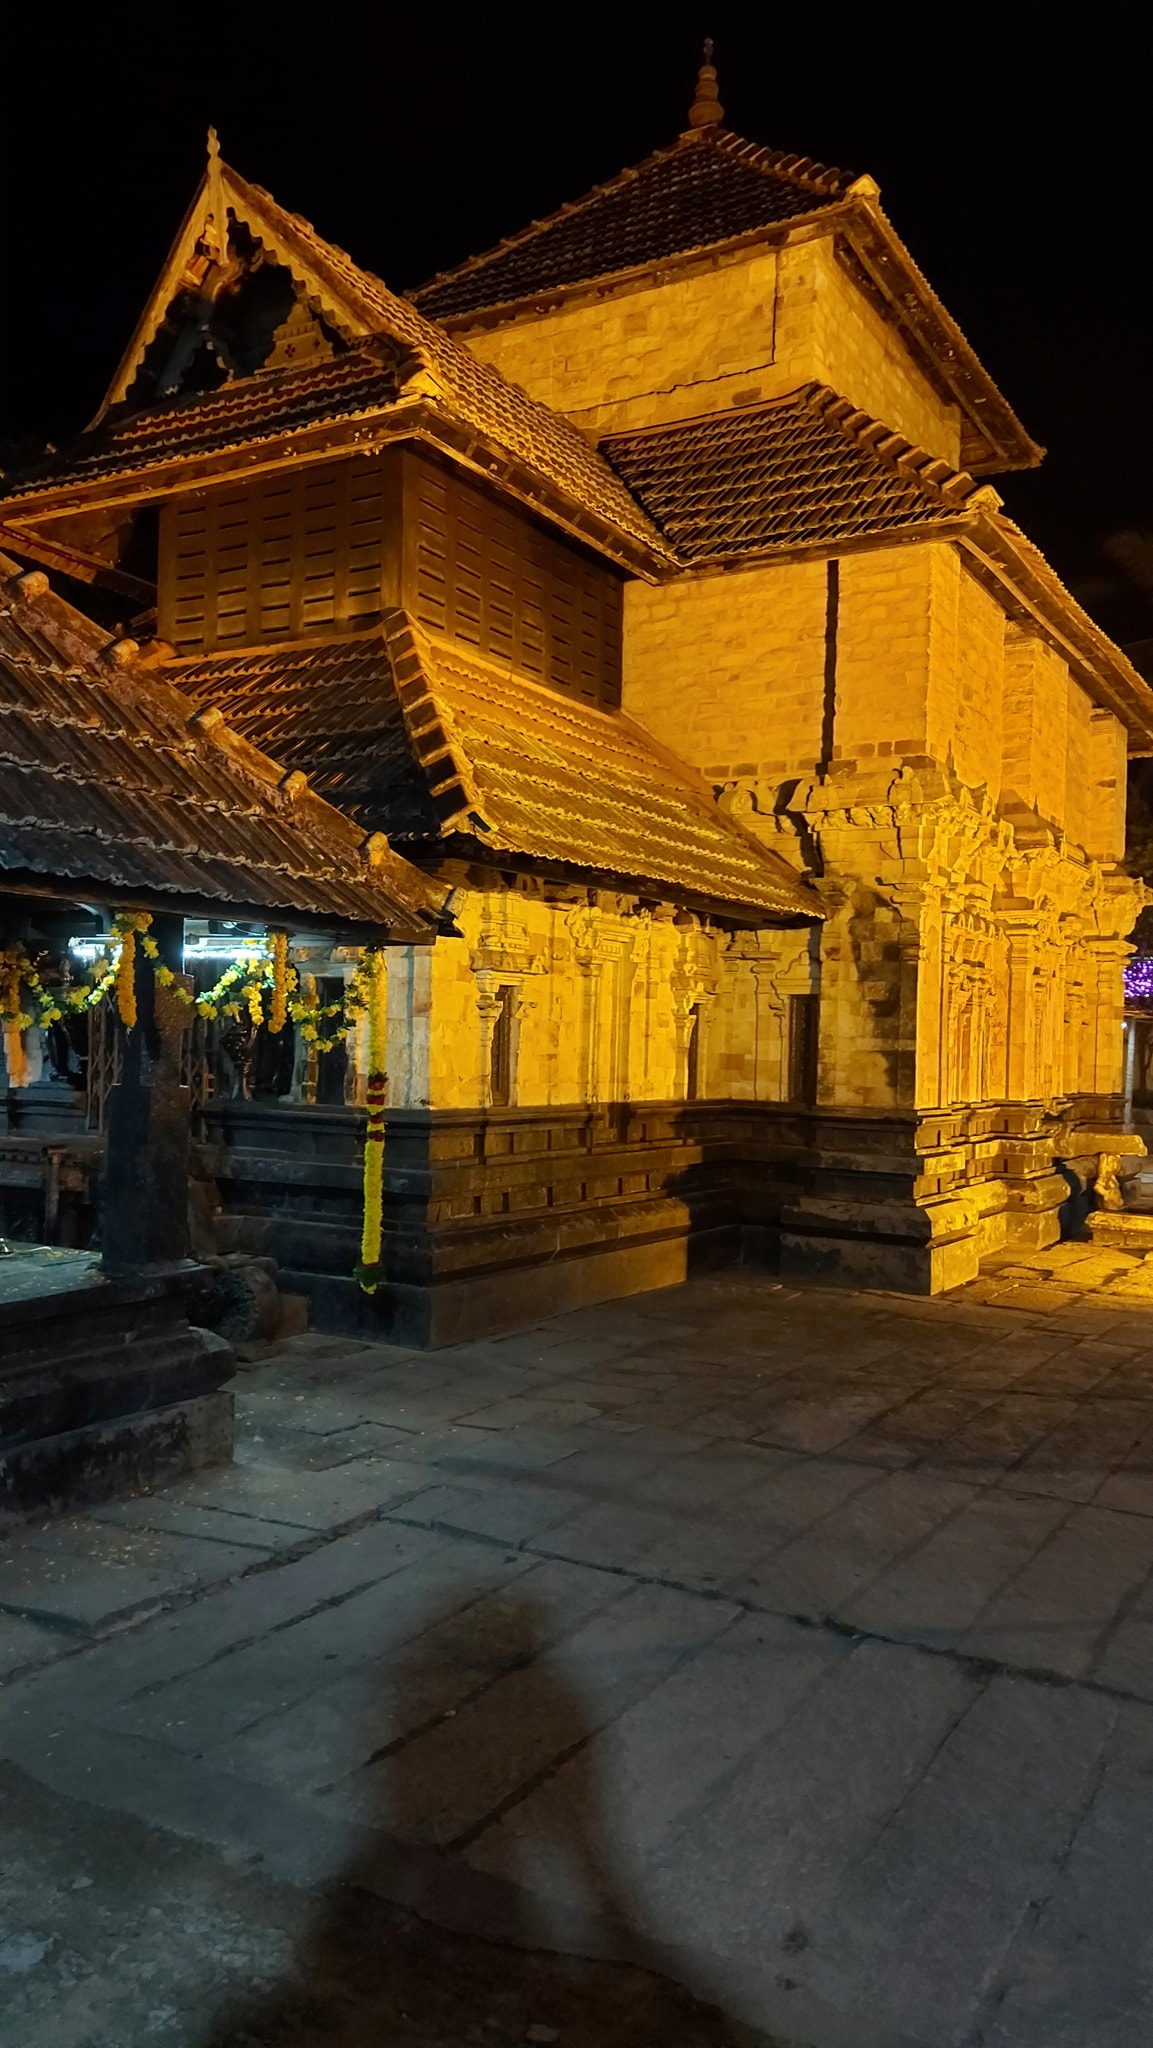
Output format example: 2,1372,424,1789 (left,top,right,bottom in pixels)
355,948,388,1294
114,914,145,1028
1,948,30,1088
289,955,371,1054
268,930,289,1036
1,944,62,1088
1,923,374,1094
